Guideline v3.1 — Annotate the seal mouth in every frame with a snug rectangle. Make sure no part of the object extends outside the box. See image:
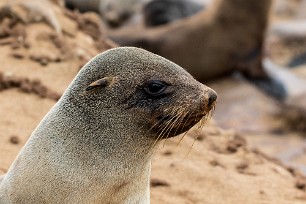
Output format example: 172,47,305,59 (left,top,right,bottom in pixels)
151,104,215,139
